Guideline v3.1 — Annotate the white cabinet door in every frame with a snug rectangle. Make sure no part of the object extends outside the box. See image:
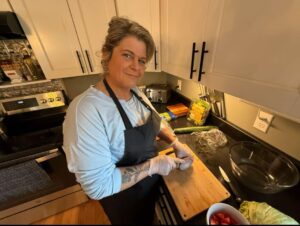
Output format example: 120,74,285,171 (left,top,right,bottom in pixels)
160,0,211,81
10,0,116,79
115,0,160,72
203,0,300,122
0,0,12,11
10,0,89,79
68,0,116,74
